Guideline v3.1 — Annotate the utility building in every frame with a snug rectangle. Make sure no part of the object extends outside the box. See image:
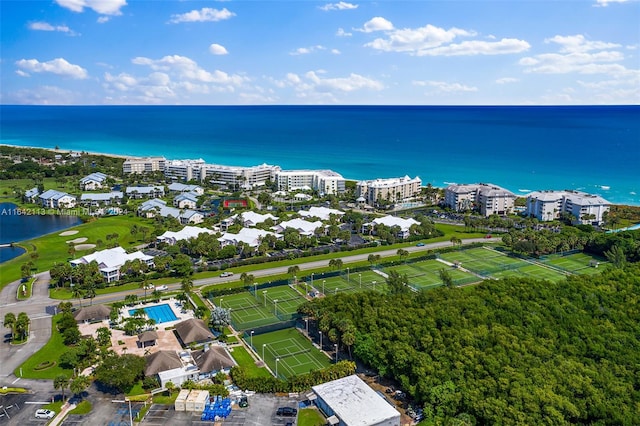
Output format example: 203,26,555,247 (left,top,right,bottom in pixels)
312,375,401,426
